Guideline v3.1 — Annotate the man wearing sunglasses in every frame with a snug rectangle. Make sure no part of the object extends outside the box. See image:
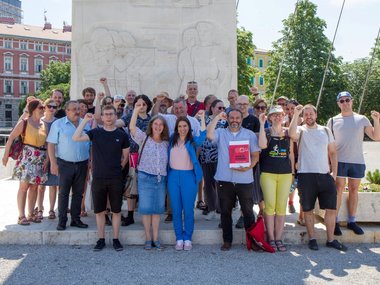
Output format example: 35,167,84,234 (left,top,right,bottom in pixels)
327,91,380,236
